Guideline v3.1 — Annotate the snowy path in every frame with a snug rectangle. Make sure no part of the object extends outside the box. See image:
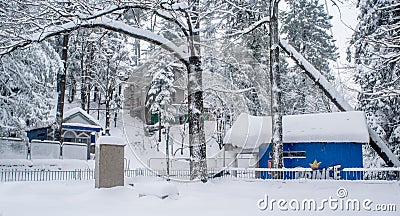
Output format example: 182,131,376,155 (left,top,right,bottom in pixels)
0,178,398,216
